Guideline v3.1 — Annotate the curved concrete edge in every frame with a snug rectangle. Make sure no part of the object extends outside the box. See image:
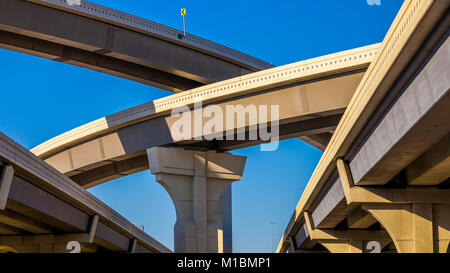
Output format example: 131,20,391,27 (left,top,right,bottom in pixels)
25,0,273,71
276,0,449,253
31,43,380,159
0,132,171,253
